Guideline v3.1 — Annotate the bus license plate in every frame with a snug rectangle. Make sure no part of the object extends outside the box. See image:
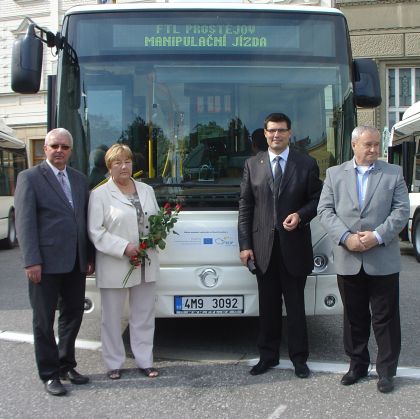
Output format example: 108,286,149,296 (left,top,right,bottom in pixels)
174,295,244,314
